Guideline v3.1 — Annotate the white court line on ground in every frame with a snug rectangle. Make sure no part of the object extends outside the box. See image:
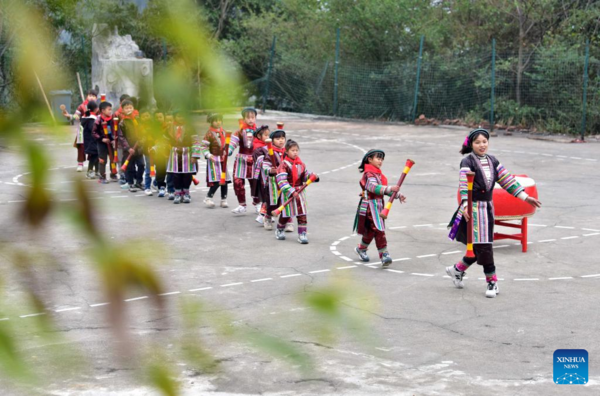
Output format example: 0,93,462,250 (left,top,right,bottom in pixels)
55,307,82,312
20,313,45,318
189,287,212,292
221,282,243,287
158,291,181,296
251,278,273,282
280,274,301,278
125,296,148,302
90,302,109,307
